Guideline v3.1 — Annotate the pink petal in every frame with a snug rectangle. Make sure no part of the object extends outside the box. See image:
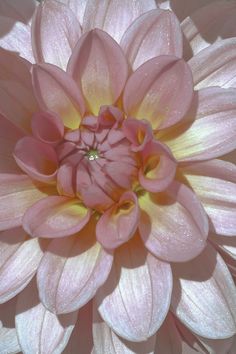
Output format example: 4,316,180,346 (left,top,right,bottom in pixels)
0,16,34,62
16,280,77,354
96,237,172,342
181,159,236,236
155,313,183,354
93,308,156,354
0,174,55,231
189,38,236,89
23,196,91,238
32,63,85,129
171,243,236,338
63,302,93,354
82,0,157,43
138,140,177,192
0,113,24,174
0,228,43,303
139,181,208,262
163,87,236,161
32,0,81,70
0,0,36,24
123,56,193,130
68,29,128,115
57,164,75,197
0,48,38,132
96,191,139,249
122,118,153,152
31,111,64,145
121,8,182,70
37,221,112,314
57,0,87,25
14,137,58,184
104,161,137,189
182,1,236,59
